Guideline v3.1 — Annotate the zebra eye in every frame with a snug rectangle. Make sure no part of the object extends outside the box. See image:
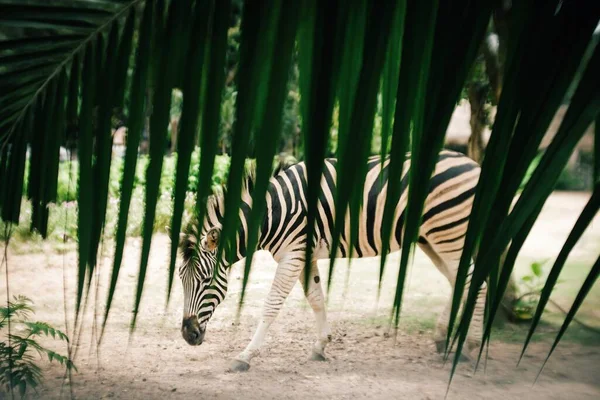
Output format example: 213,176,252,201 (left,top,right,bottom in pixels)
202,276,212,285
